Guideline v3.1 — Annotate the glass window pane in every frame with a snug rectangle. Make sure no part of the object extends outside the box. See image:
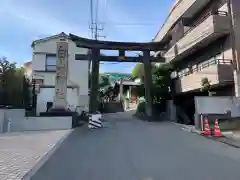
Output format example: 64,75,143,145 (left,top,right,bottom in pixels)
46,65,56,71
46,55,56,65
